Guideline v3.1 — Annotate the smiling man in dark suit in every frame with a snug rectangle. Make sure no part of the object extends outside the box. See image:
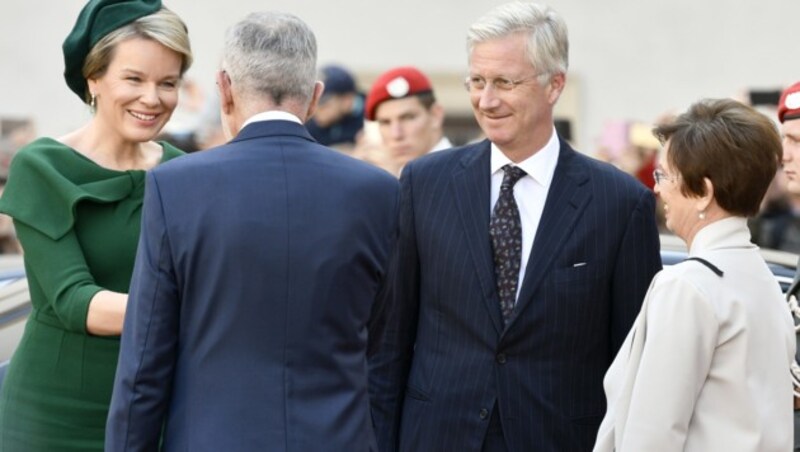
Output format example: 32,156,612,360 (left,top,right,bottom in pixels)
368,2,661,451
105,11,399,452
